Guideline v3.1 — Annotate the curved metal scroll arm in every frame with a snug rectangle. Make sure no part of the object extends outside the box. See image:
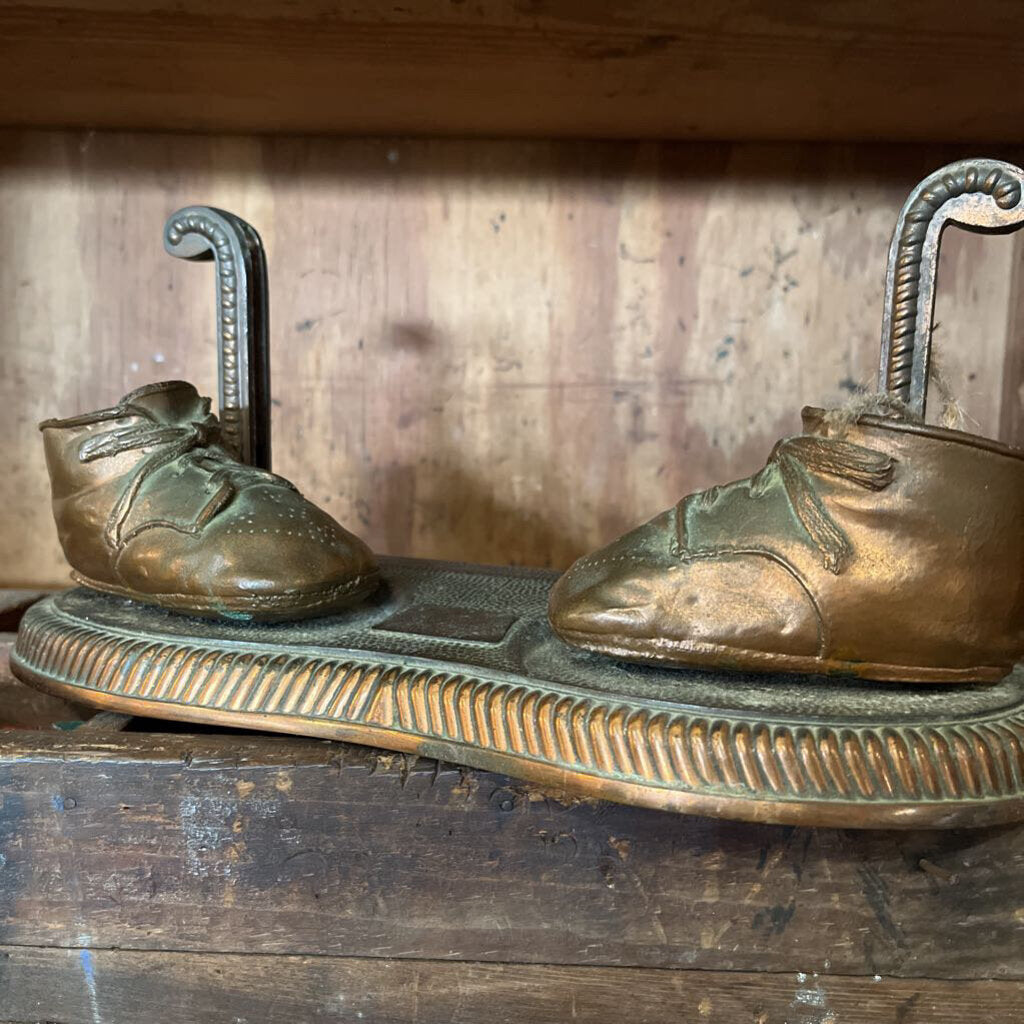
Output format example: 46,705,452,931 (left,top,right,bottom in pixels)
163,207,272,470
879,159,1024,419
